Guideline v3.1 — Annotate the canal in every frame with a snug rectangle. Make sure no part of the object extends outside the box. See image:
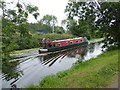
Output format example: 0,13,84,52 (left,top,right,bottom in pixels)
2,42,105,88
